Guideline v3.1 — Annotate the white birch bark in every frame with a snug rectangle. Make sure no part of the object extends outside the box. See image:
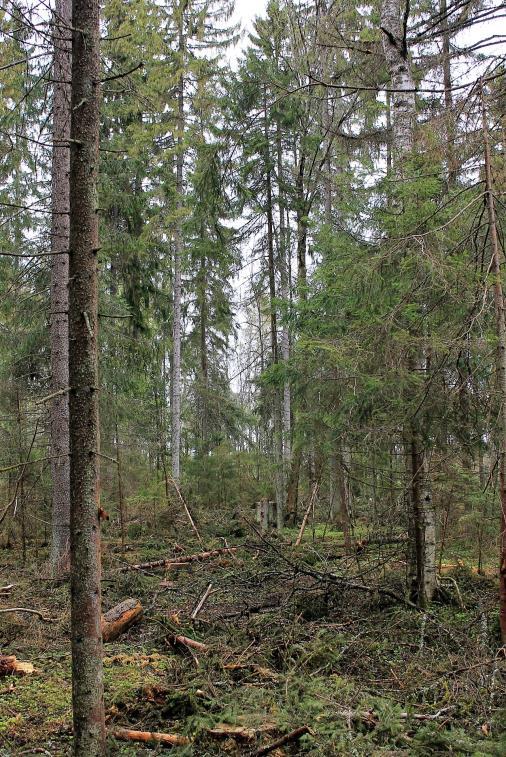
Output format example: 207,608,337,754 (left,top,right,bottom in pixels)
381,0,436,604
